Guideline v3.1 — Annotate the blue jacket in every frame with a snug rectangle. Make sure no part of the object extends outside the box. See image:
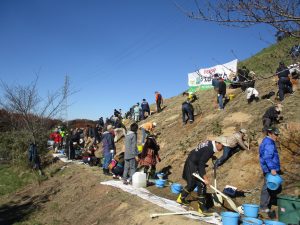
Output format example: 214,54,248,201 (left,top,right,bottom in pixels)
141,101,150,111
102,131,115,155
259,136,280,174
